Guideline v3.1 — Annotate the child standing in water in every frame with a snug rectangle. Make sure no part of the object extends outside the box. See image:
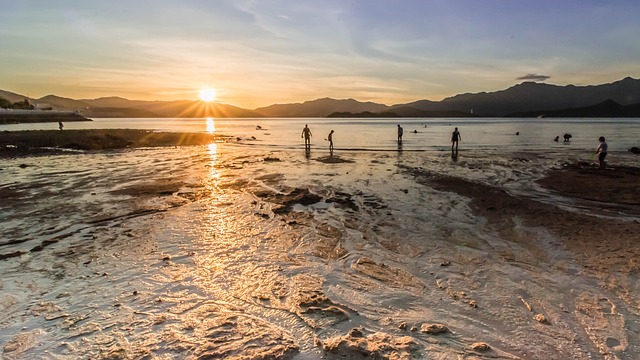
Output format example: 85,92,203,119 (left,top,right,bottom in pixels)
596,136,608,169
327,130,334,153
